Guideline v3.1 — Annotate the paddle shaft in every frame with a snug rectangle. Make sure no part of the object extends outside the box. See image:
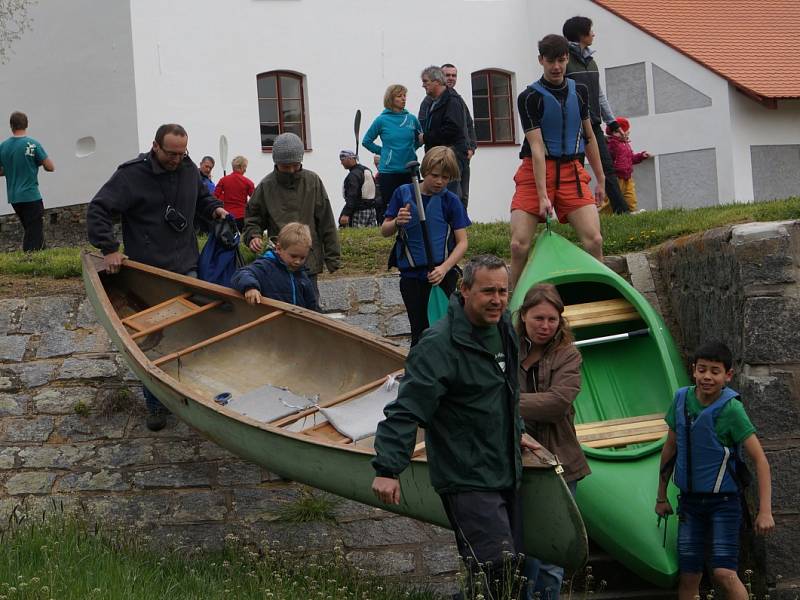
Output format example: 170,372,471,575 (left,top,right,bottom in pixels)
409,164,436,273
574,328,649,348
